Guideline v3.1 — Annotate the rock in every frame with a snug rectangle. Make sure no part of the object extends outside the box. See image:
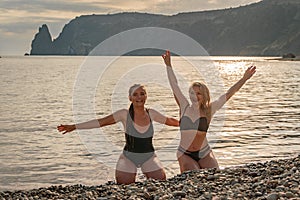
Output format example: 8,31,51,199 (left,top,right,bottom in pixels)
207,175,218,180
30,24,53,55
267,193,279,200
147,186,157,192
285,192,294,198
282,53,296,58
172,191,186,198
